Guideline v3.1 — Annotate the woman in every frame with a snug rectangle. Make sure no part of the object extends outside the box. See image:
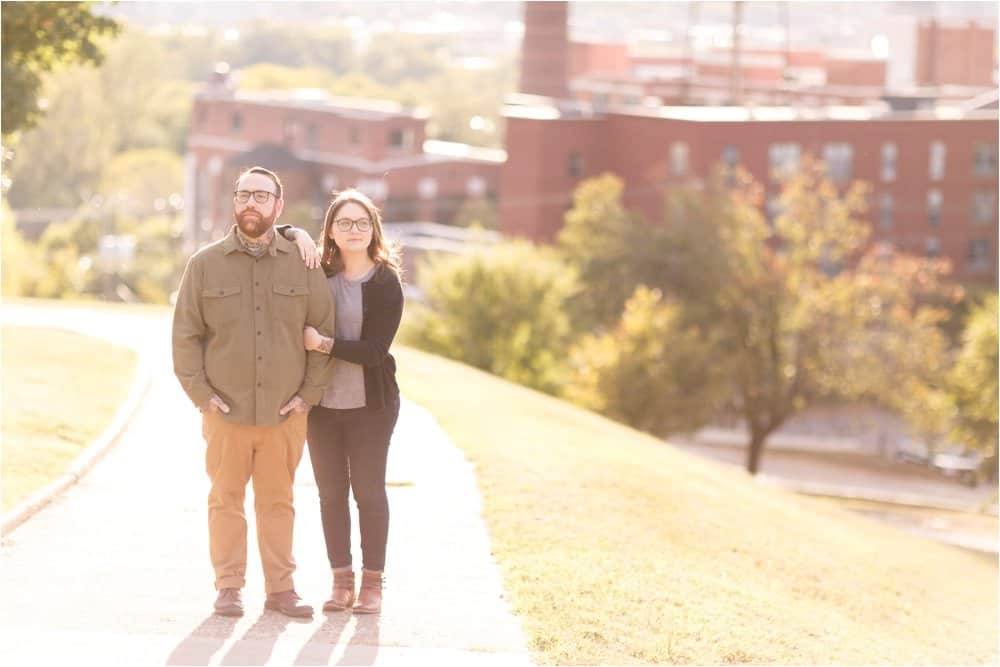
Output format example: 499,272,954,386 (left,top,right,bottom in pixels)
281,188,403,614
